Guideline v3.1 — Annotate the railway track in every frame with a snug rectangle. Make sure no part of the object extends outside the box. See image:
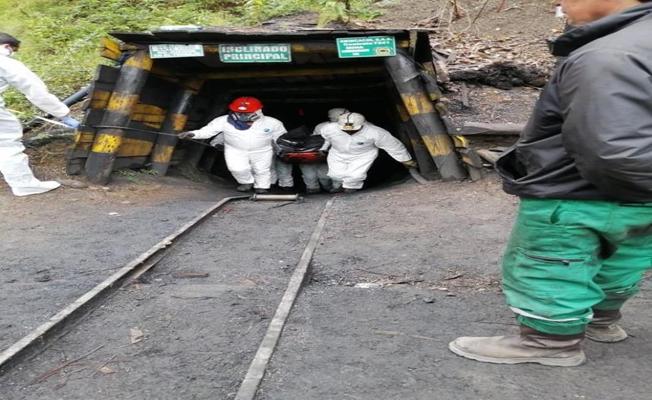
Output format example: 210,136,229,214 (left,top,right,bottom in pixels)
0,194,335,400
